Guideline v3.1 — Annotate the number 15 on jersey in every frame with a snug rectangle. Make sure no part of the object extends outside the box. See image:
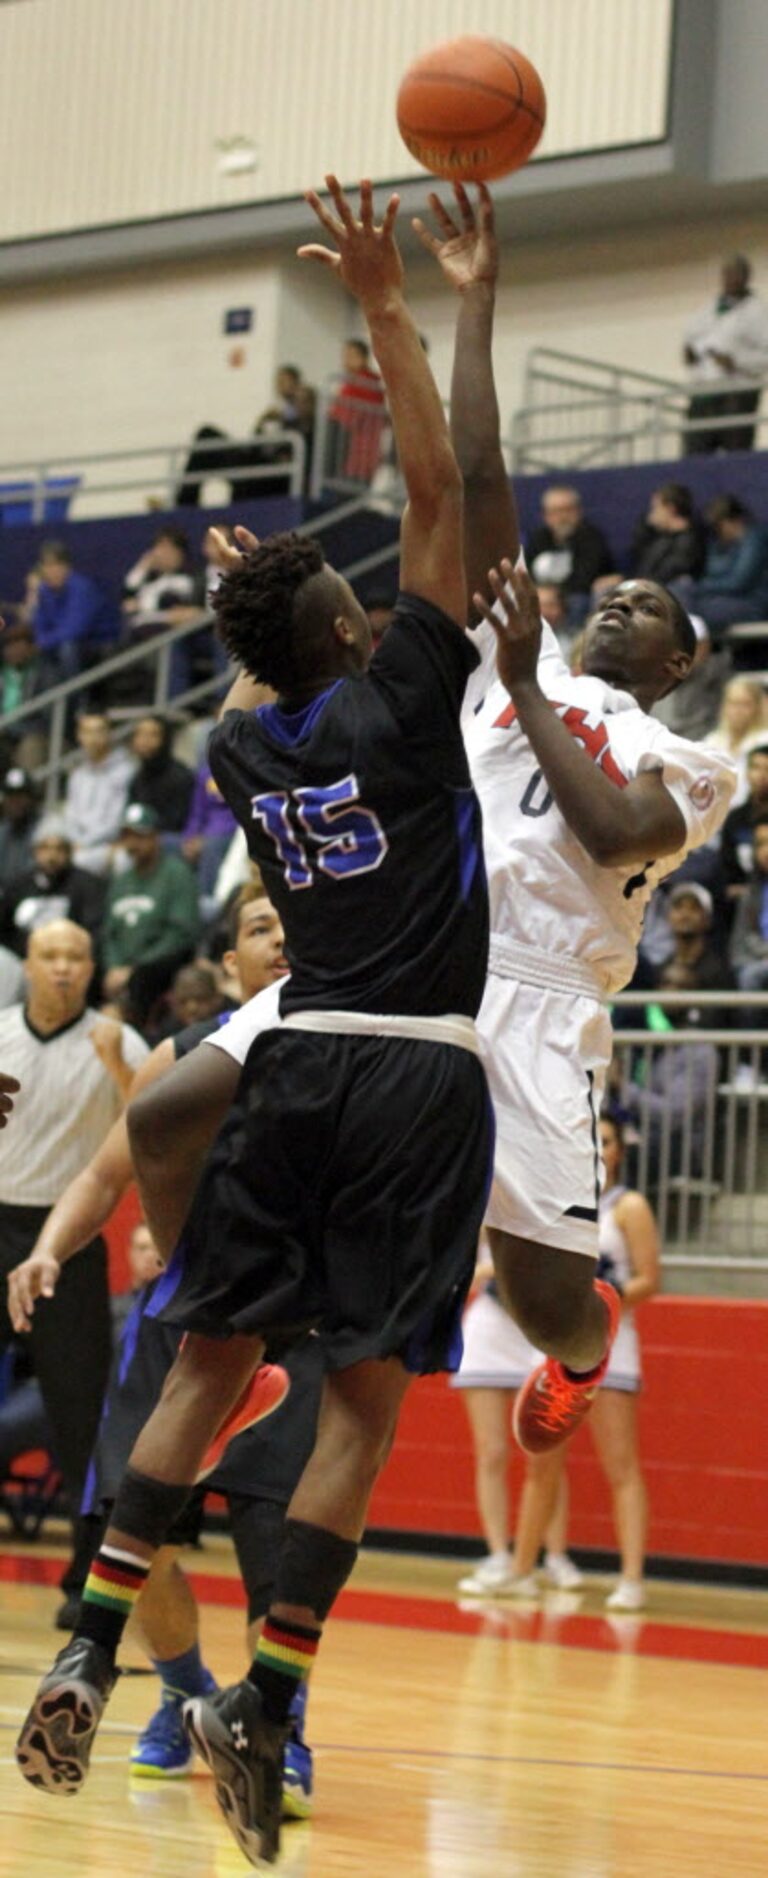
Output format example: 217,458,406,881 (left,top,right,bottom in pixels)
251,773,389,889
